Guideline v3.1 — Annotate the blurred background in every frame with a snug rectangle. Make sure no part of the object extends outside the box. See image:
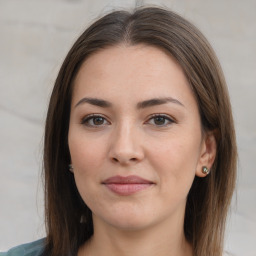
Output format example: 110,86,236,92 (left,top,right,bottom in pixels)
0,0,255,255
